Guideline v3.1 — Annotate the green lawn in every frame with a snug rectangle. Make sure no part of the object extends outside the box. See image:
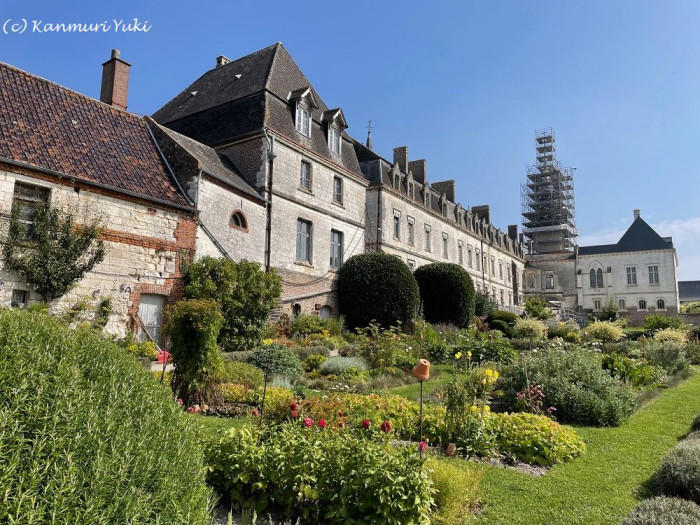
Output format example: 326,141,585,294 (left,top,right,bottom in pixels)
466,370,700,524
383,364,460,400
